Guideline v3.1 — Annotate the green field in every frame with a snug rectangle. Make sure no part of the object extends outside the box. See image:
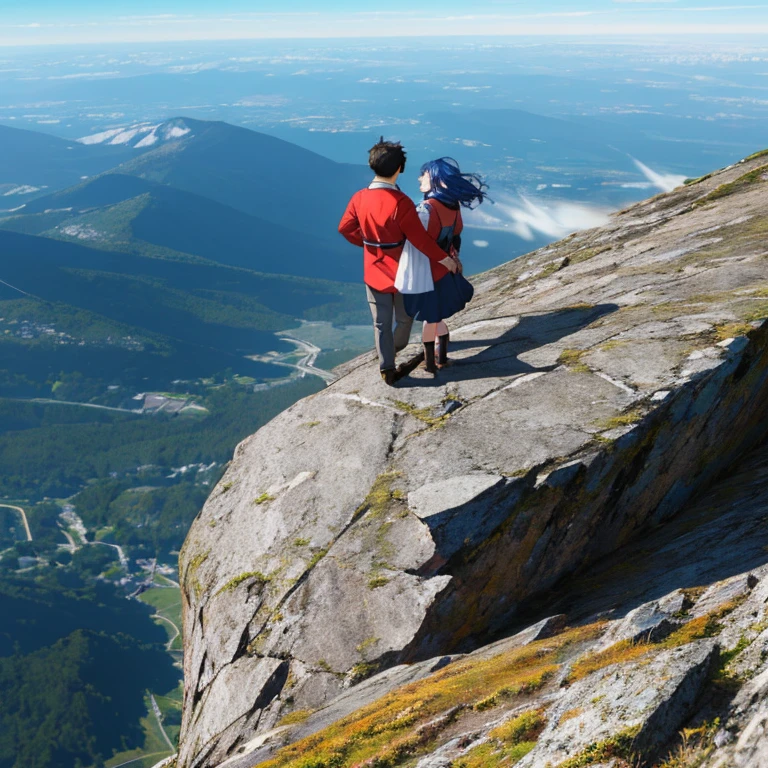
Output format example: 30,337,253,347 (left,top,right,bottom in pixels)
139,582,183,653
